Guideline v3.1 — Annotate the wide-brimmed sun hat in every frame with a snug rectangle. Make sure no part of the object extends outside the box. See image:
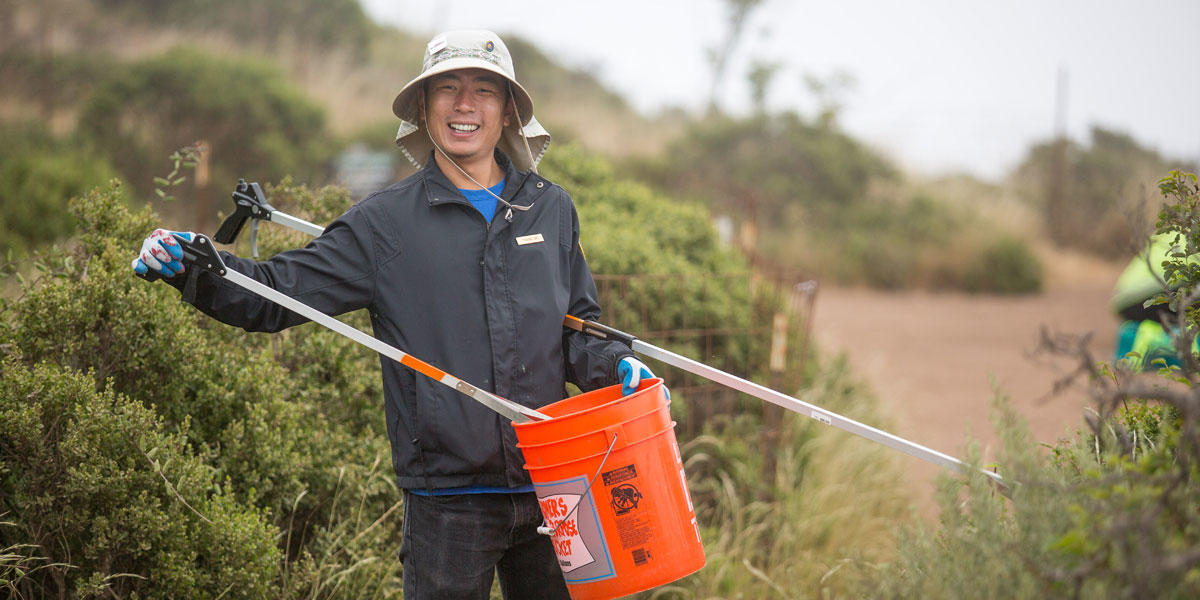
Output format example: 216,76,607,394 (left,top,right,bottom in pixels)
392,29,551,172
